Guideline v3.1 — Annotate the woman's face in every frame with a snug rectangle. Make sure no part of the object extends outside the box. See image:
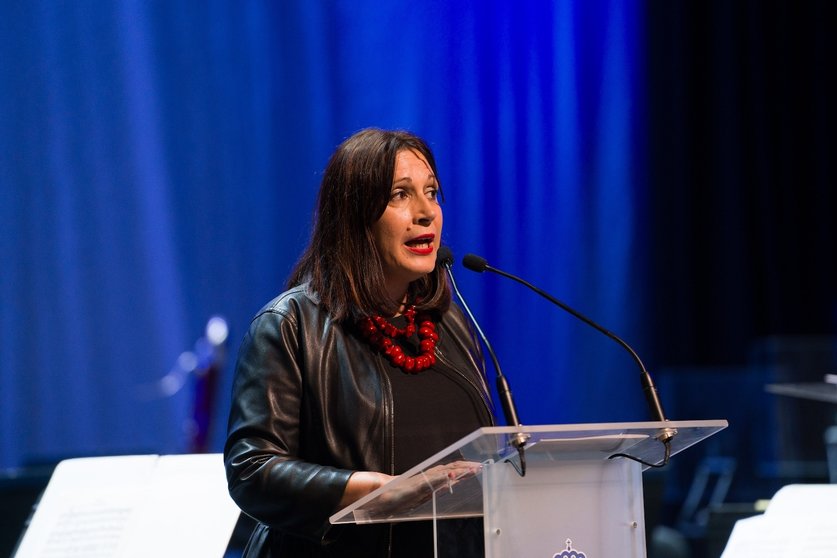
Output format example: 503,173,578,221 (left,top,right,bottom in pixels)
372,149,443,303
